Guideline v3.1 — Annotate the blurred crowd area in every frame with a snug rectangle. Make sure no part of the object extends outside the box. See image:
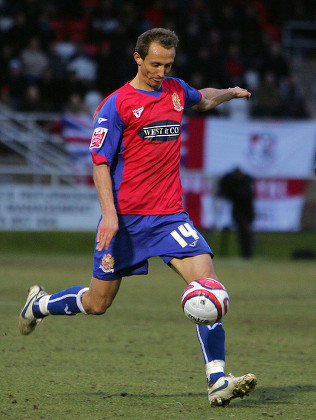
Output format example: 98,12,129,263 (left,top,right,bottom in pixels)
0,0,314,118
